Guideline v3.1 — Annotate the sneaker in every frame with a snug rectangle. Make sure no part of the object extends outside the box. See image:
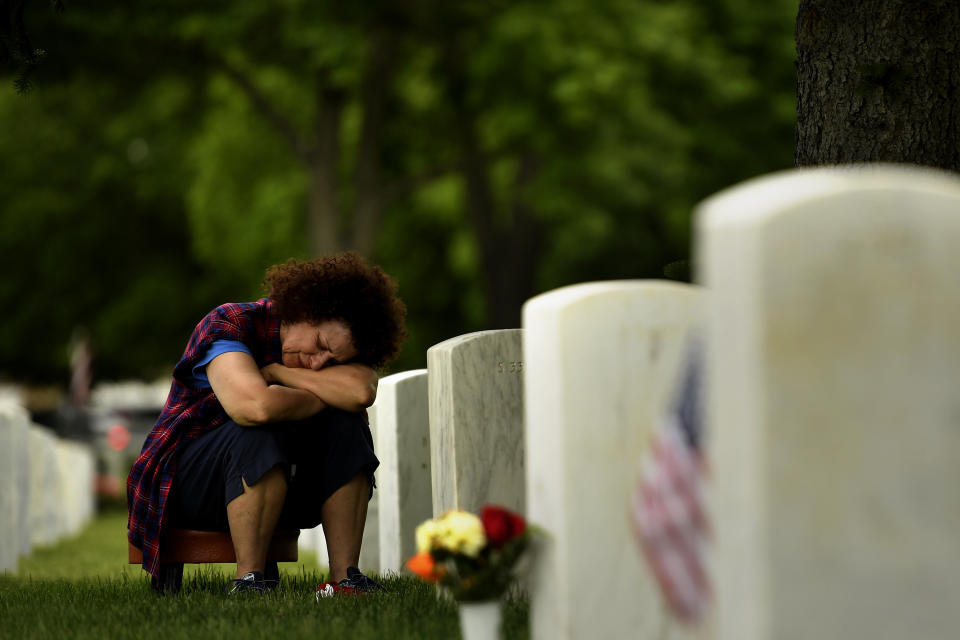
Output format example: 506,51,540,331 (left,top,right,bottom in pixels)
226,571,277,595
315,566,384,601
